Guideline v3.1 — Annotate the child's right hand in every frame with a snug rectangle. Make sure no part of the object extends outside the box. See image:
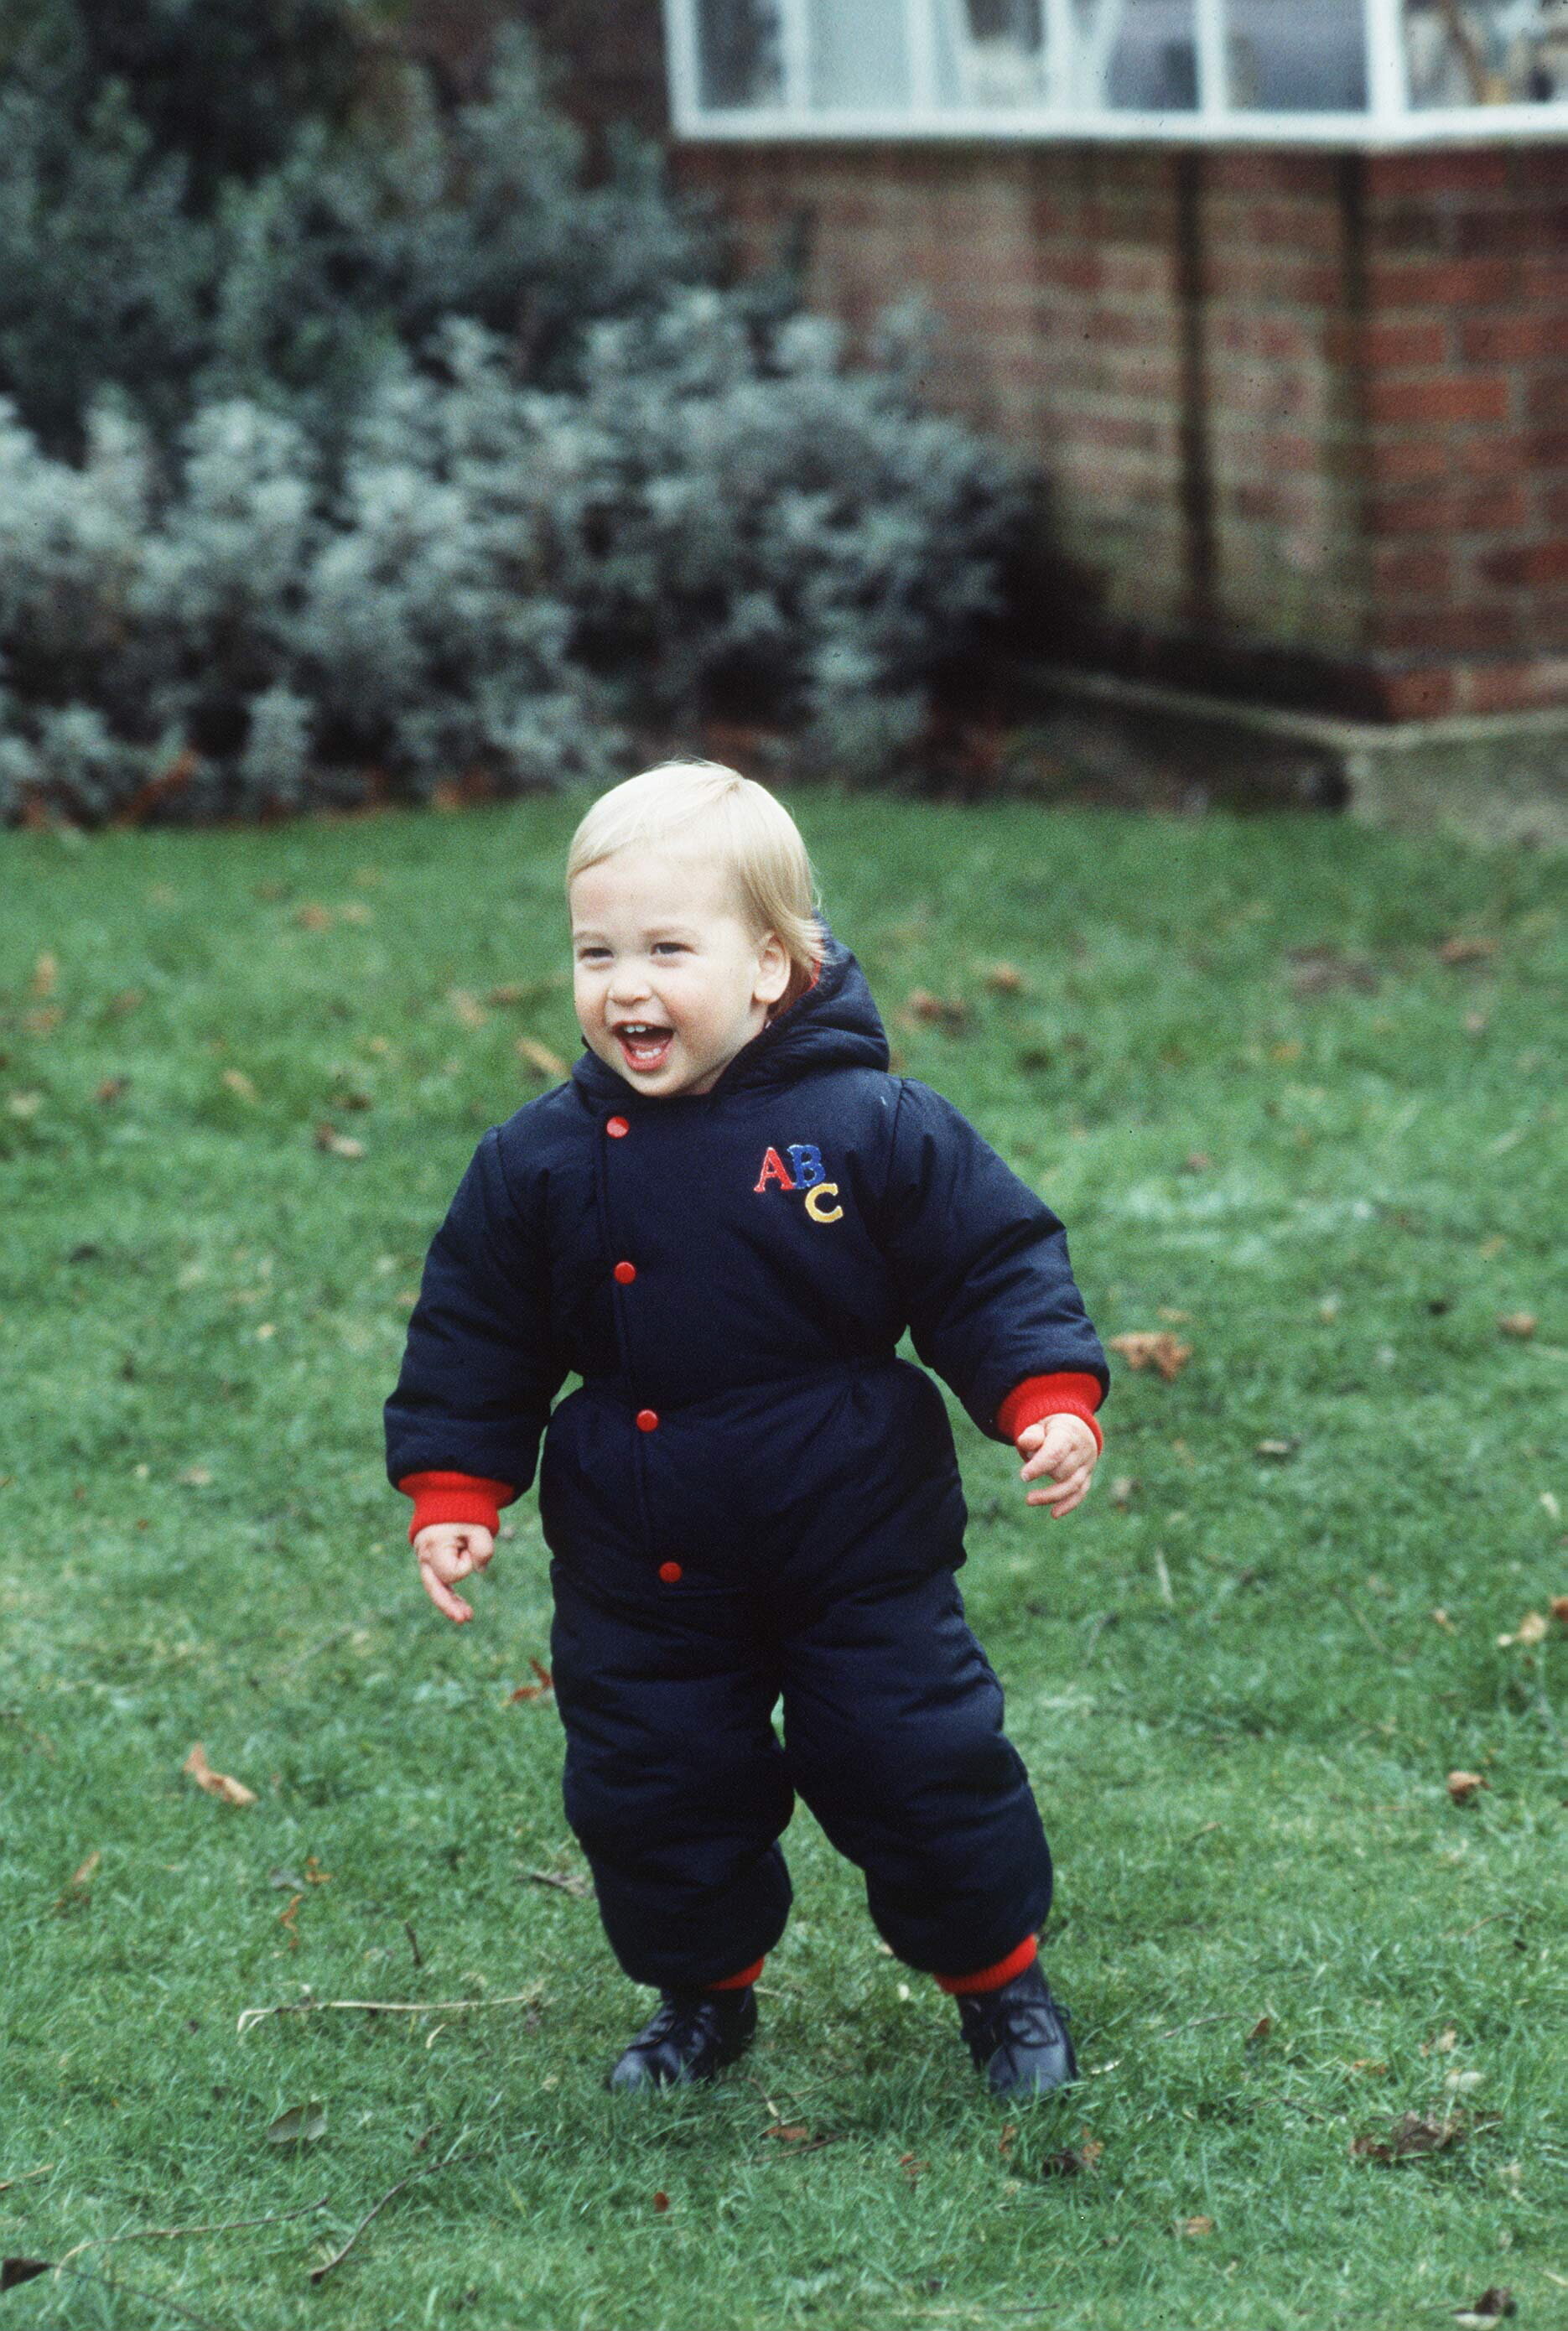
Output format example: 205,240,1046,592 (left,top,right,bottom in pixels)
413,1523,495,1624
